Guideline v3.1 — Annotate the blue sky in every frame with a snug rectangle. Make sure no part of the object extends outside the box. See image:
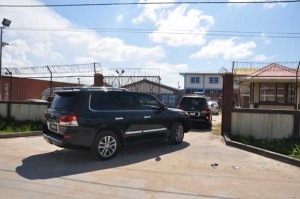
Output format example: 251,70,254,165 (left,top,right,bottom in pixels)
1,0,300,88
